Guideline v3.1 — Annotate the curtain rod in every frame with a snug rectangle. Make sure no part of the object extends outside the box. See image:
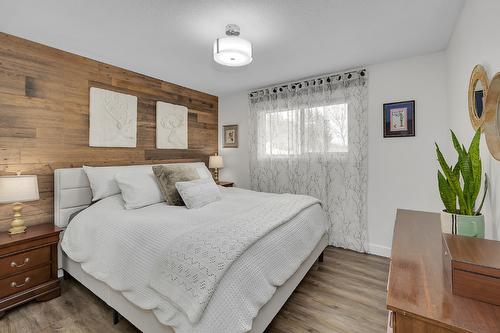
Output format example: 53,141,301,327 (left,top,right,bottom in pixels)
248,67,367,96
